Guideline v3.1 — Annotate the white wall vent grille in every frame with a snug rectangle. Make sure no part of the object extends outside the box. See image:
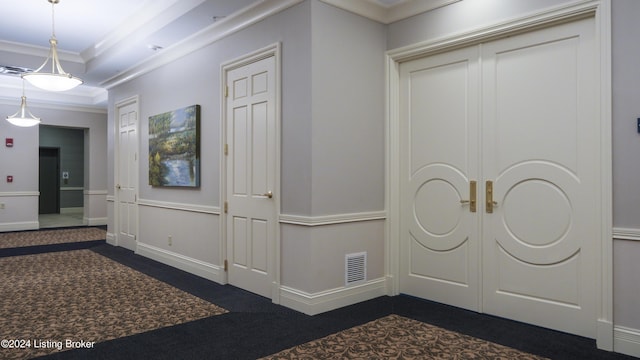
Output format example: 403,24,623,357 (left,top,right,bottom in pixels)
345,252,366,286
